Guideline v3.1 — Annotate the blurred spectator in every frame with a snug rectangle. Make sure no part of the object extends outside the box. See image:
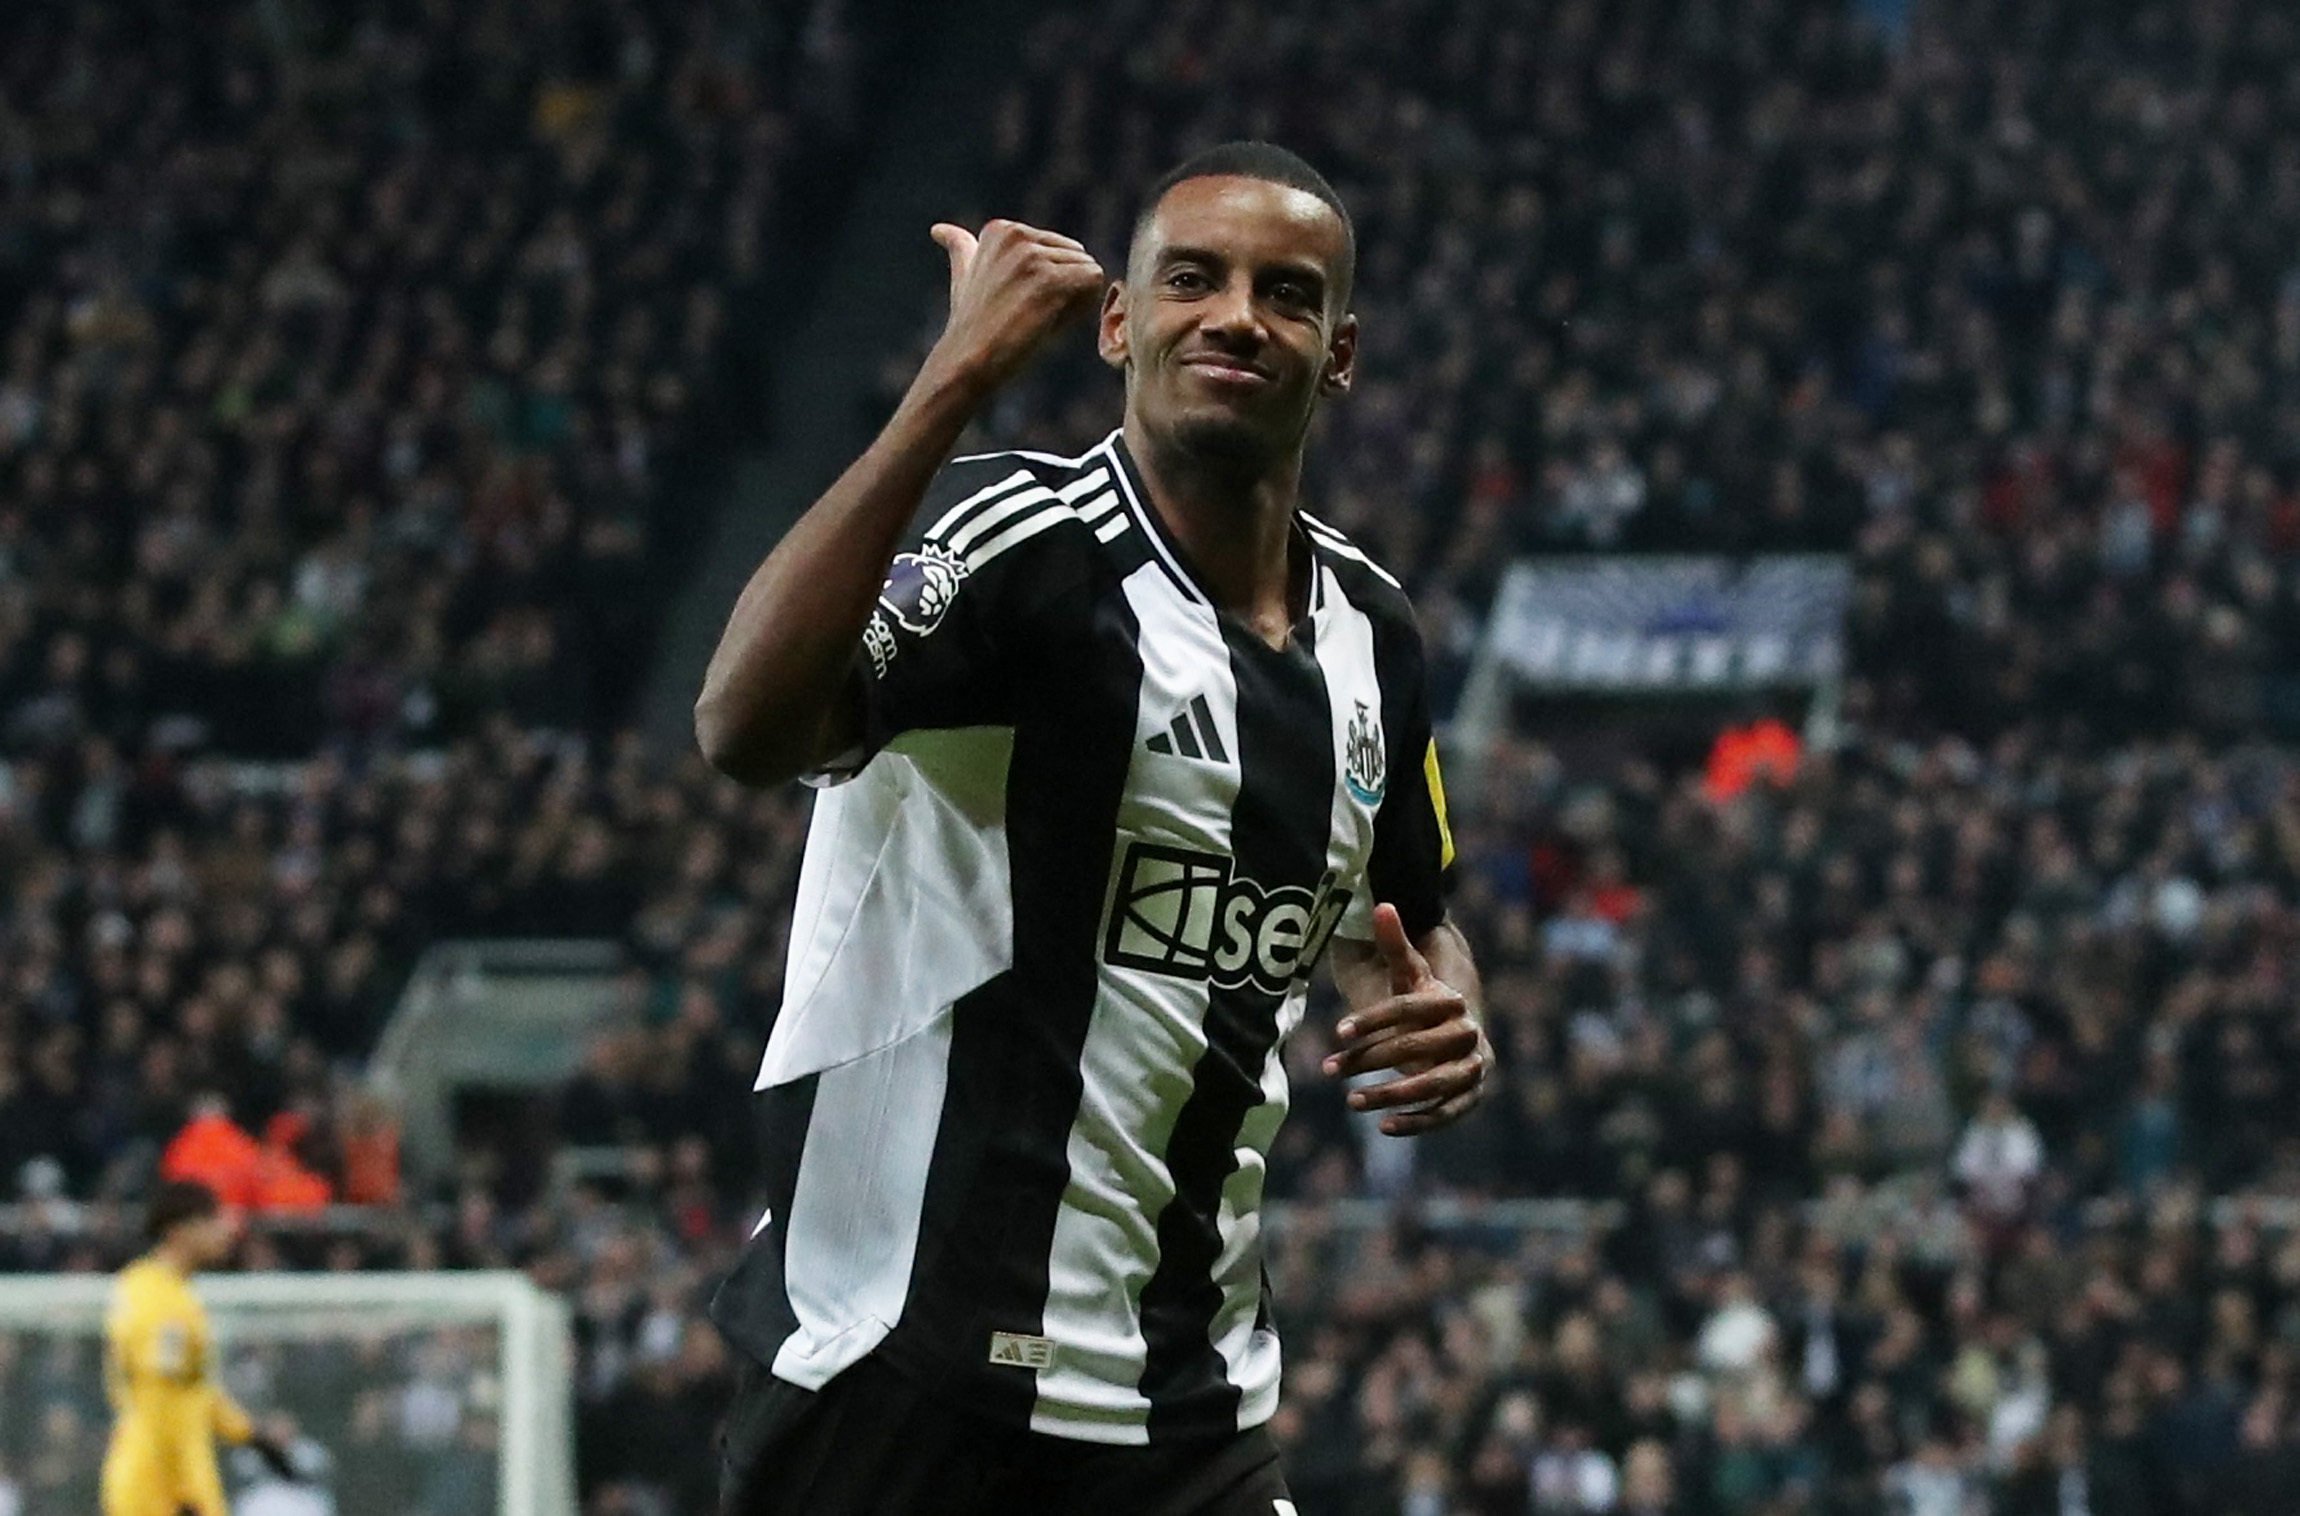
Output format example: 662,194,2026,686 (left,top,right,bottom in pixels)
1884,1427,1984,1516
1705,716,1804,803
1953,1091,2045,1244
336,1094,402,1208
160,1095,265,1211
1527,1419,1617,1512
